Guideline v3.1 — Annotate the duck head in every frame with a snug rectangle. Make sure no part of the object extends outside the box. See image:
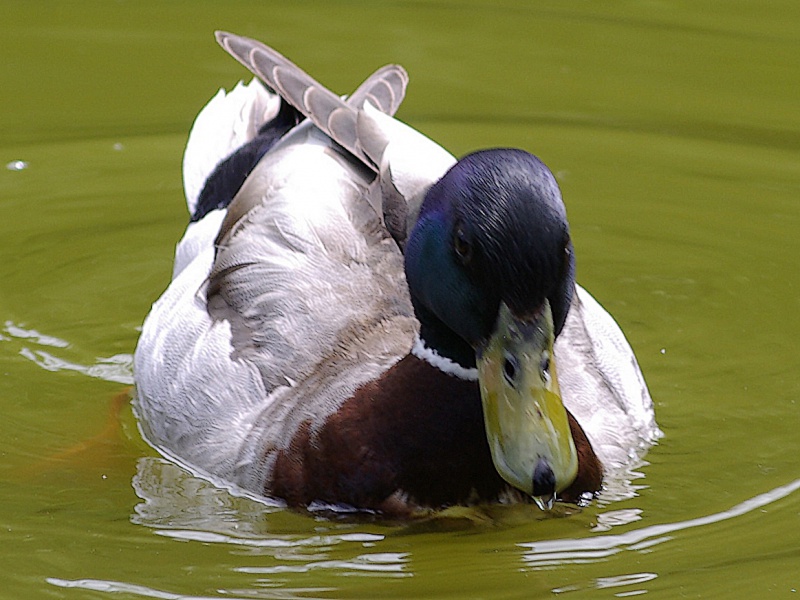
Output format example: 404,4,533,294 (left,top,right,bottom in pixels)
404,148,578,507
